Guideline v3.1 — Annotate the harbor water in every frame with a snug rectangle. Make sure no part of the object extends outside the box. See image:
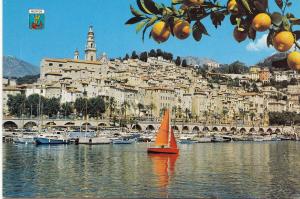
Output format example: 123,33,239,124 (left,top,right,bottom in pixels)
3,142,300,198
